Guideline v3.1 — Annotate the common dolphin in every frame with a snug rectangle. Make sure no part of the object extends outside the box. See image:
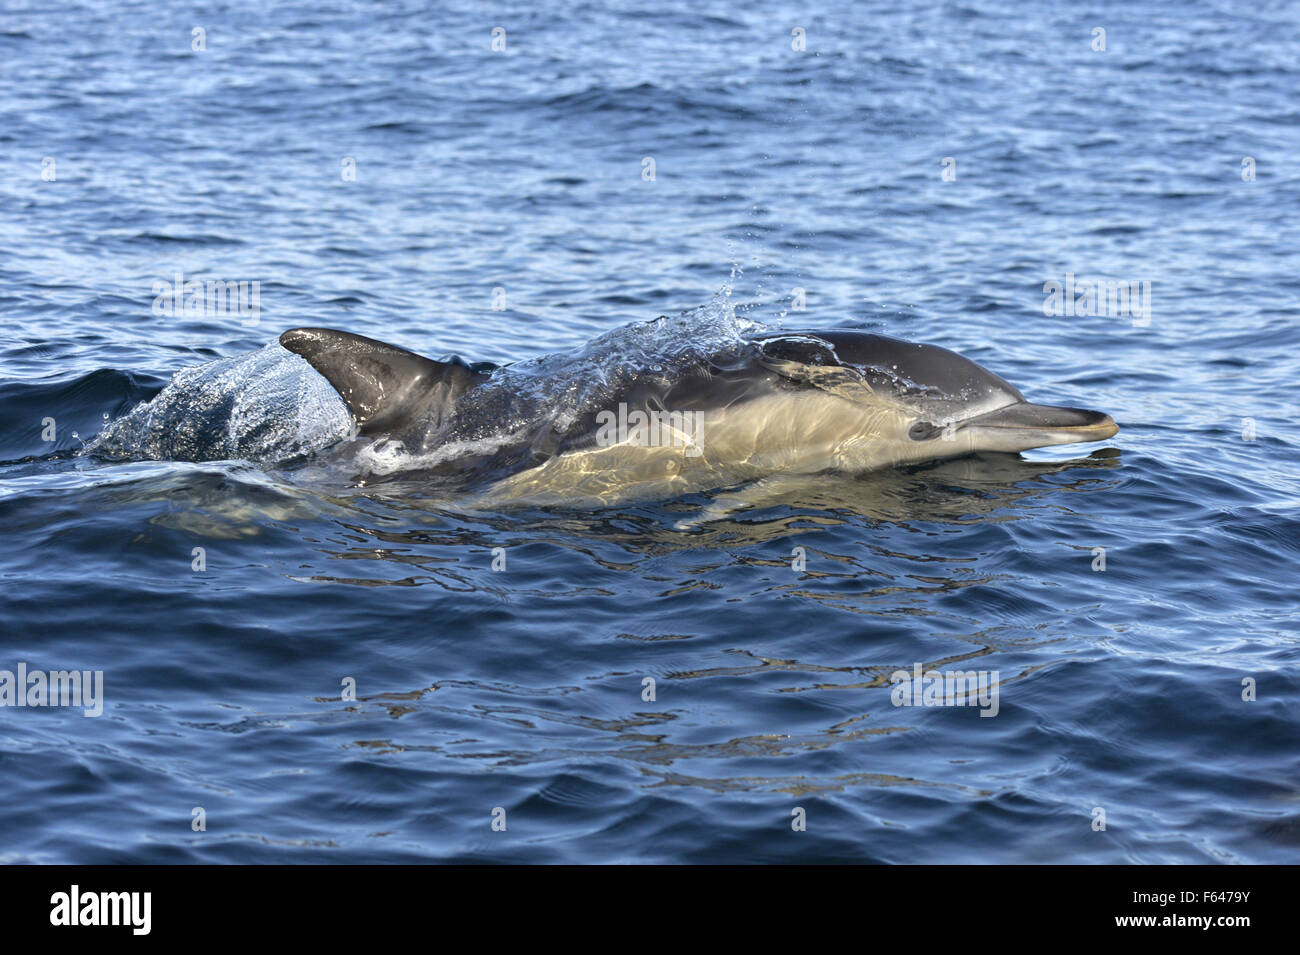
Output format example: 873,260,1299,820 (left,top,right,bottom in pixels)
278,326,1117,502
